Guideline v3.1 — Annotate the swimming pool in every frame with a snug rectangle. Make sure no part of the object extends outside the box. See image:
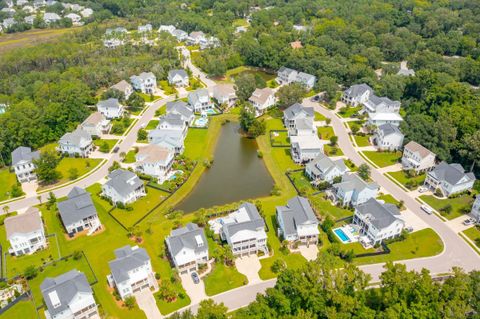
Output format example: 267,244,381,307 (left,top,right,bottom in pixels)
333,228,350,243
205,108,217,115
195,117,208,127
